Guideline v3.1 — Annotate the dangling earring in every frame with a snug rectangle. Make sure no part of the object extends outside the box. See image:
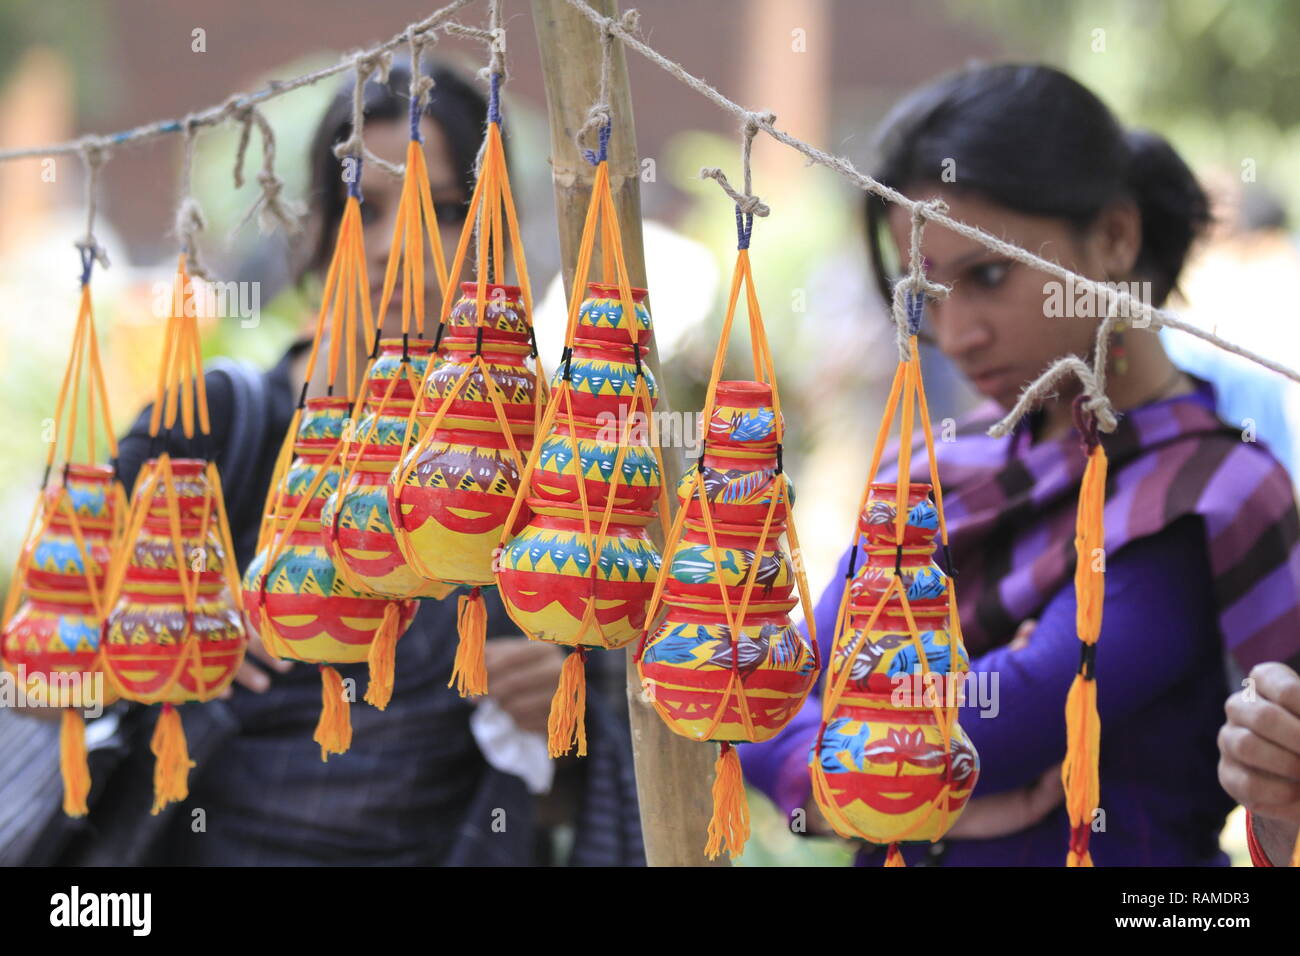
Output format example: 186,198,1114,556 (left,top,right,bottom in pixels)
1109,318,1129,376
